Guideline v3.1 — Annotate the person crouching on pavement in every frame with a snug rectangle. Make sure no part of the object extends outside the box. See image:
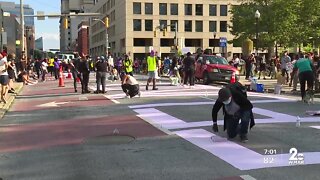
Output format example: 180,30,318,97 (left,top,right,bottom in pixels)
121,73,140,98
212,85,255,142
